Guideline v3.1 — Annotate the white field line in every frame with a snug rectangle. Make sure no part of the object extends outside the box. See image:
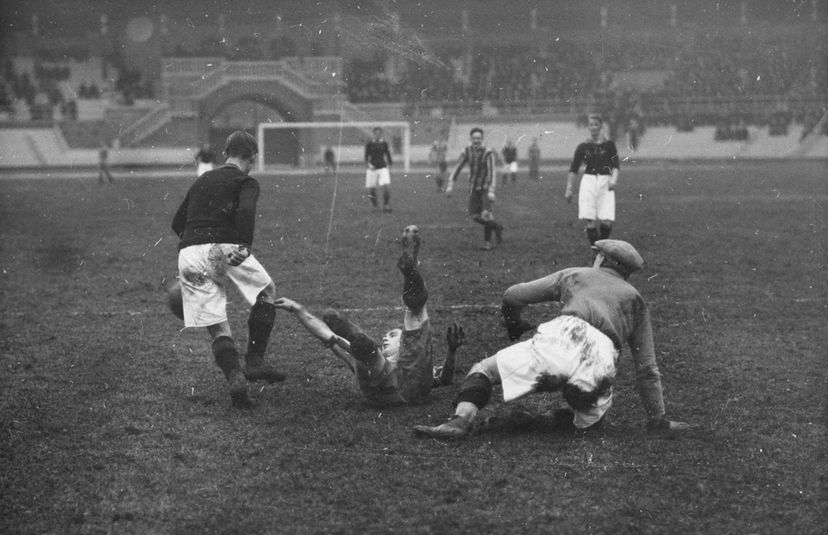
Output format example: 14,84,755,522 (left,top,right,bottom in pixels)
7,296,824,318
